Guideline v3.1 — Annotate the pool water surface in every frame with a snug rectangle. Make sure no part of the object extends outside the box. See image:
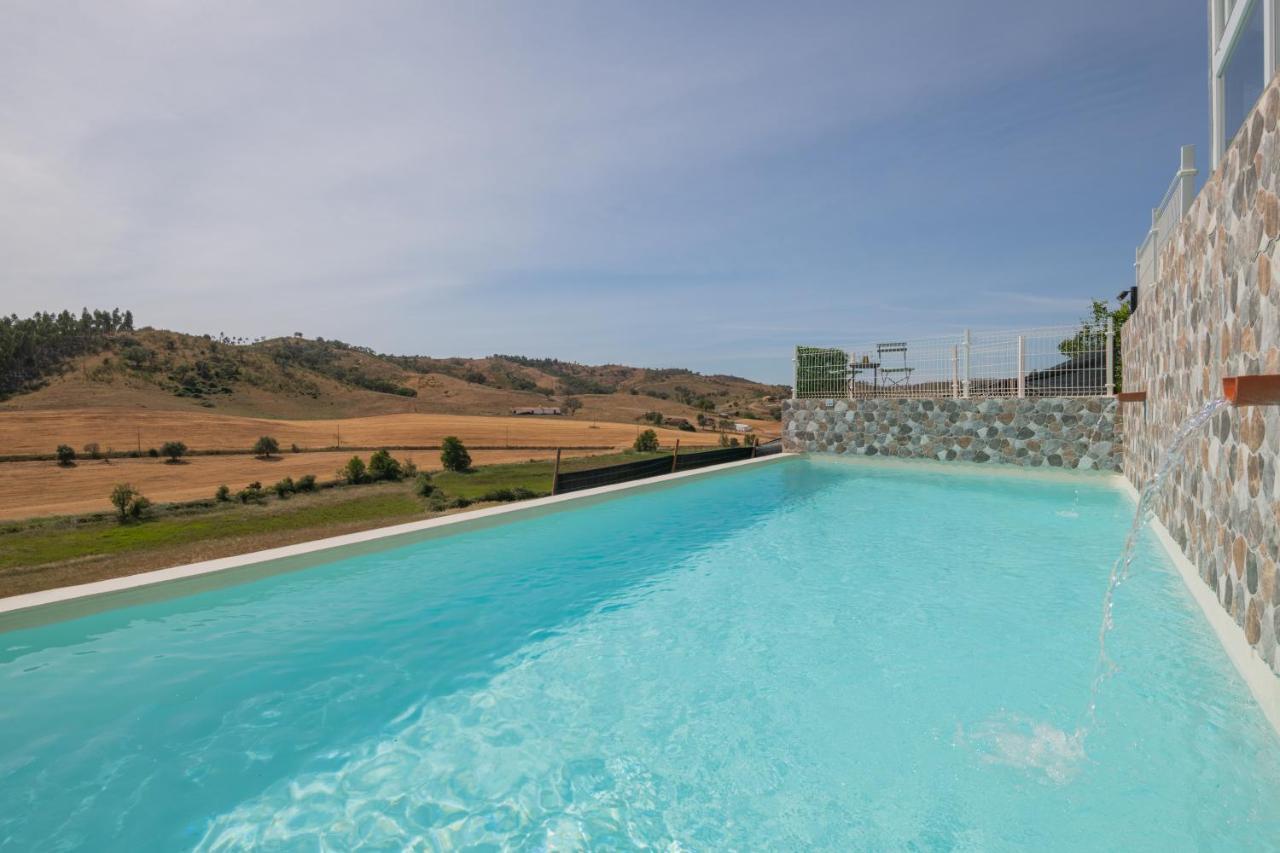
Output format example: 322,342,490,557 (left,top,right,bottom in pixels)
1,457,1278,850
